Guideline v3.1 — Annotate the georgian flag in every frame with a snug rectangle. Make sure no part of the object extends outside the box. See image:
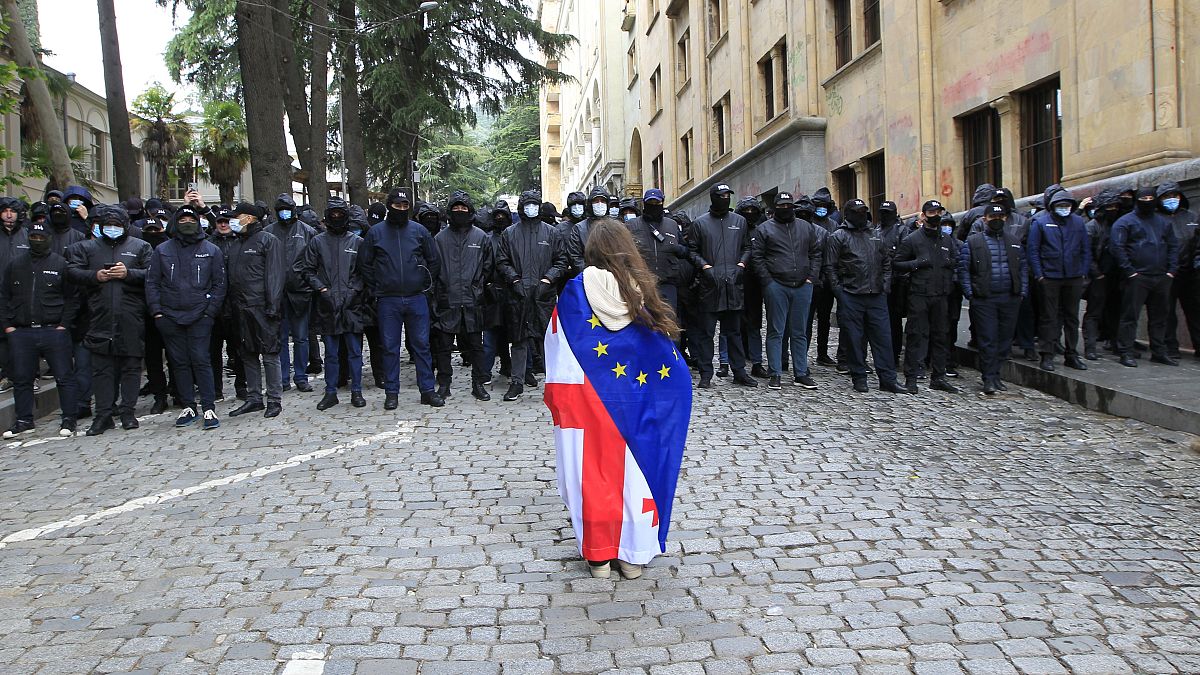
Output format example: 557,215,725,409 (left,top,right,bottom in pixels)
544,276,692,564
